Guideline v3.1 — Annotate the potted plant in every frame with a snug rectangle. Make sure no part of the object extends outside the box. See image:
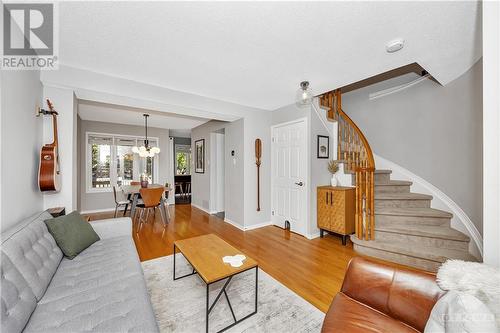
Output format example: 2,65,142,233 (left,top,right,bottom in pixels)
328,160,339,186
